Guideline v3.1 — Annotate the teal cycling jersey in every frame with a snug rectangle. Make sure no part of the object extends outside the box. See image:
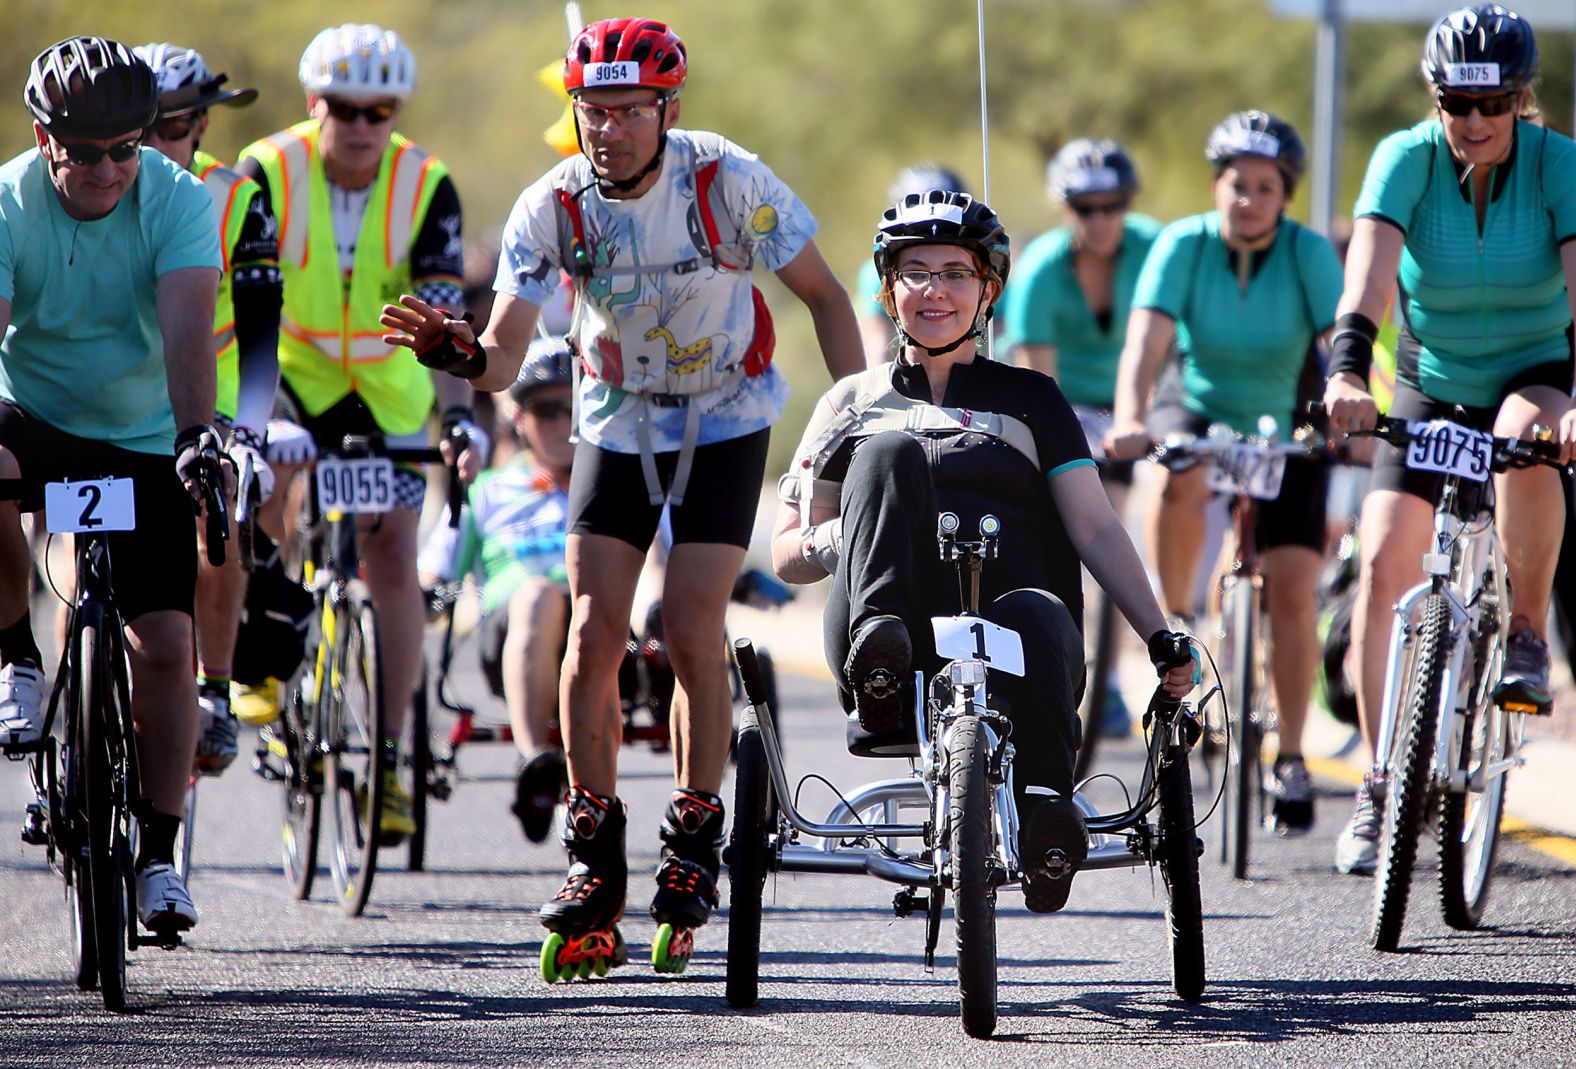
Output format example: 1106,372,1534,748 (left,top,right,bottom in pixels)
856,258,884,321
1134,211,1341,436
998,214,1162,406
1353,120,1576,407
0,148,220,454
